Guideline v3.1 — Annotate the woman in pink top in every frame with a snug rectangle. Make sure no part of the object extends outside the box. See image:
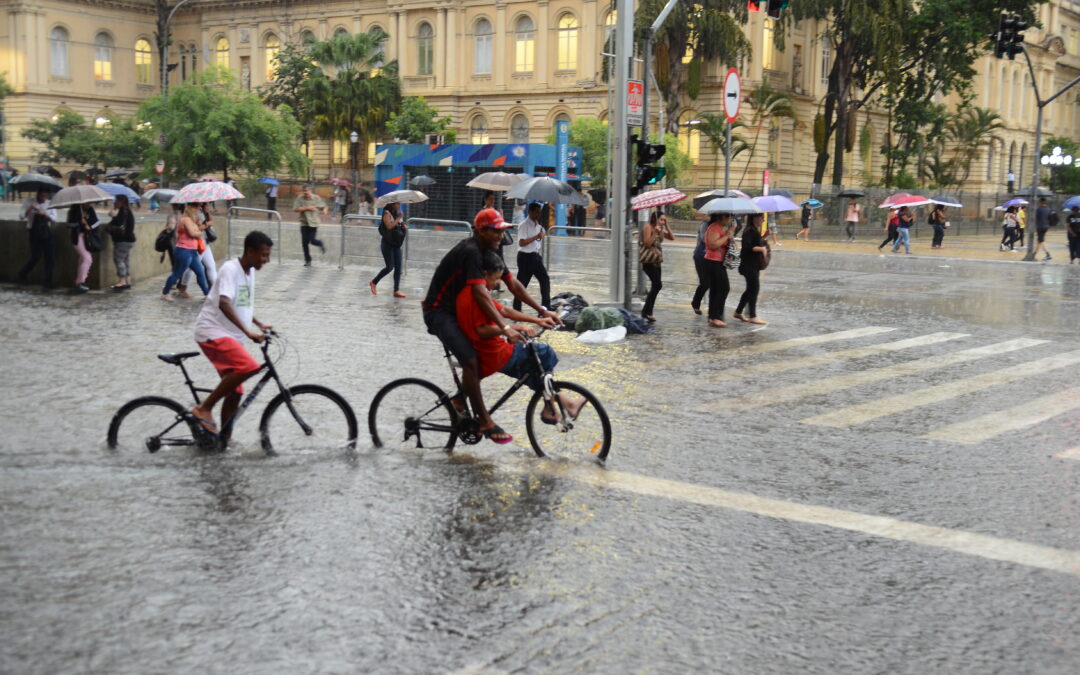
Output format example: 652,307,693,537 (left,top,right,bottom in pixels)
161,203,210,300
703,212,736,327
